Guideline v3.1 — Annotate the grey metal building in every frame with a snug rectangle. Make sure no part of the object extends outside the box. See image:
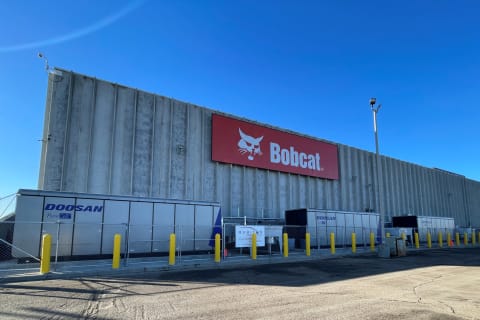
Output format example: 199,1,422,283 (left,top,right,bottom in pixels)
38,68,480,227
